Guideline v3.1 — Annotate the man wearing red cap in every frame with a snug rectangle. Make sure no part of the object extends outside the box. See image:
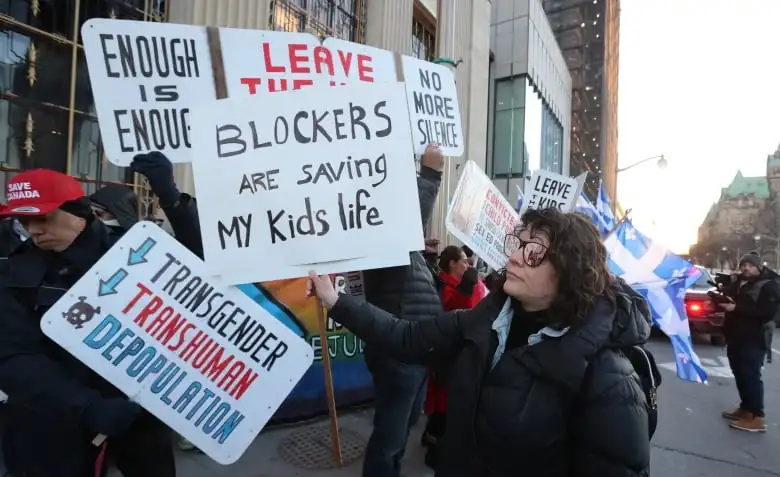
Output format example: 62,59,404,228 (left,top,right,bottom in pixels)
0,153,200,477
